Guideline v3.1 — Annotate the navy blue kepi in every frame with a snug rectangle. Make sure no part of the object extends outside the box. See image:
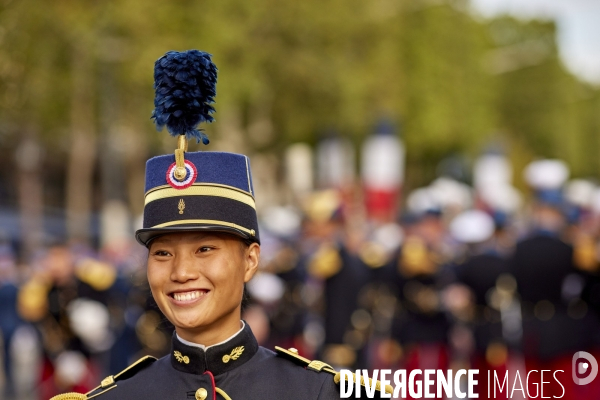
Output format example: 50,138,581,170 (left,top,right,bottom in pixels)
135,151,259,246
